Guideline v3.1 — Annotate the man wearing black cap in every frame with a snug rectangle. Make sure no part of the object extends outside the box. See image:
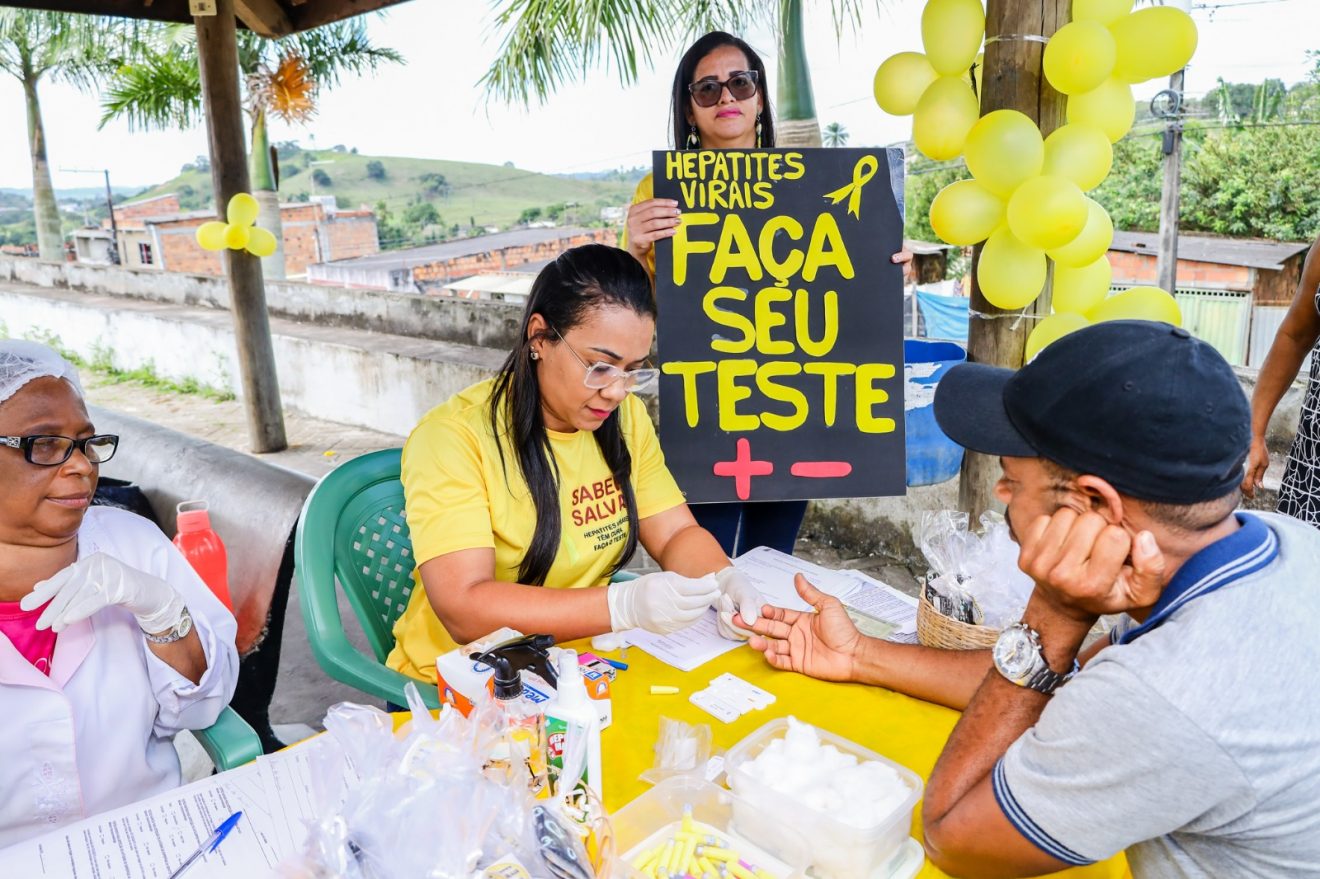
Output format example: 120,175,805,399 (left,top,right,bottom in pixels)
746,321,1320,877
